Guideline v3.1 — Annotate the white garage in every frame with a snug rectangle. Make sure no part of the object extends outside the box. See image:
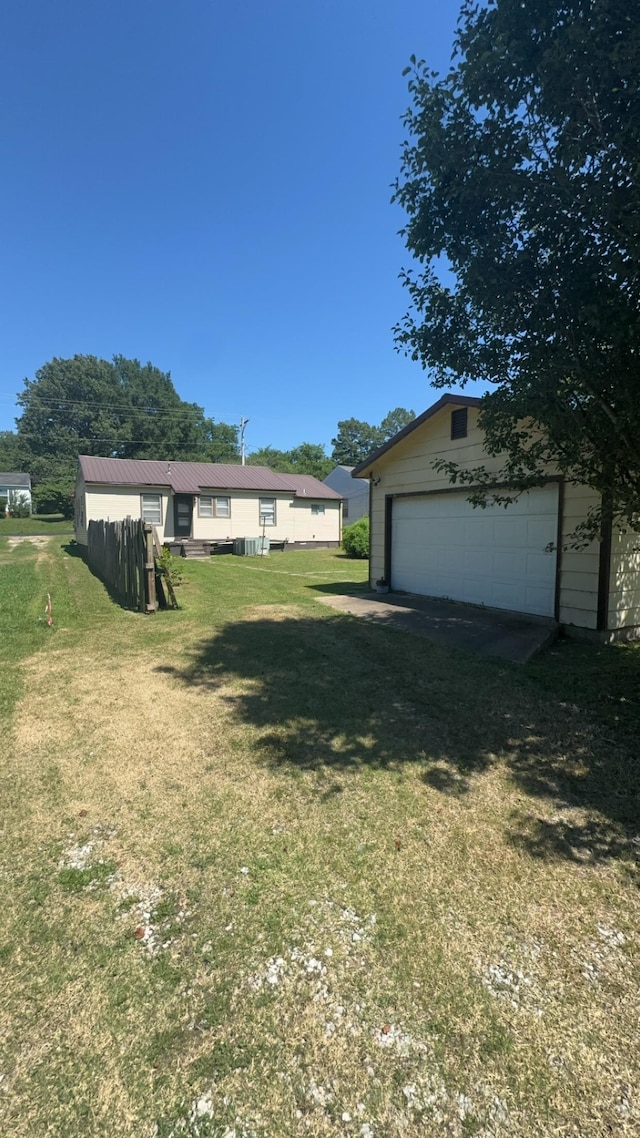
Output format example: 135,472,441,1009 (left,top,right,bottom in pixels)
353,395,640,637
391,486,559,617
